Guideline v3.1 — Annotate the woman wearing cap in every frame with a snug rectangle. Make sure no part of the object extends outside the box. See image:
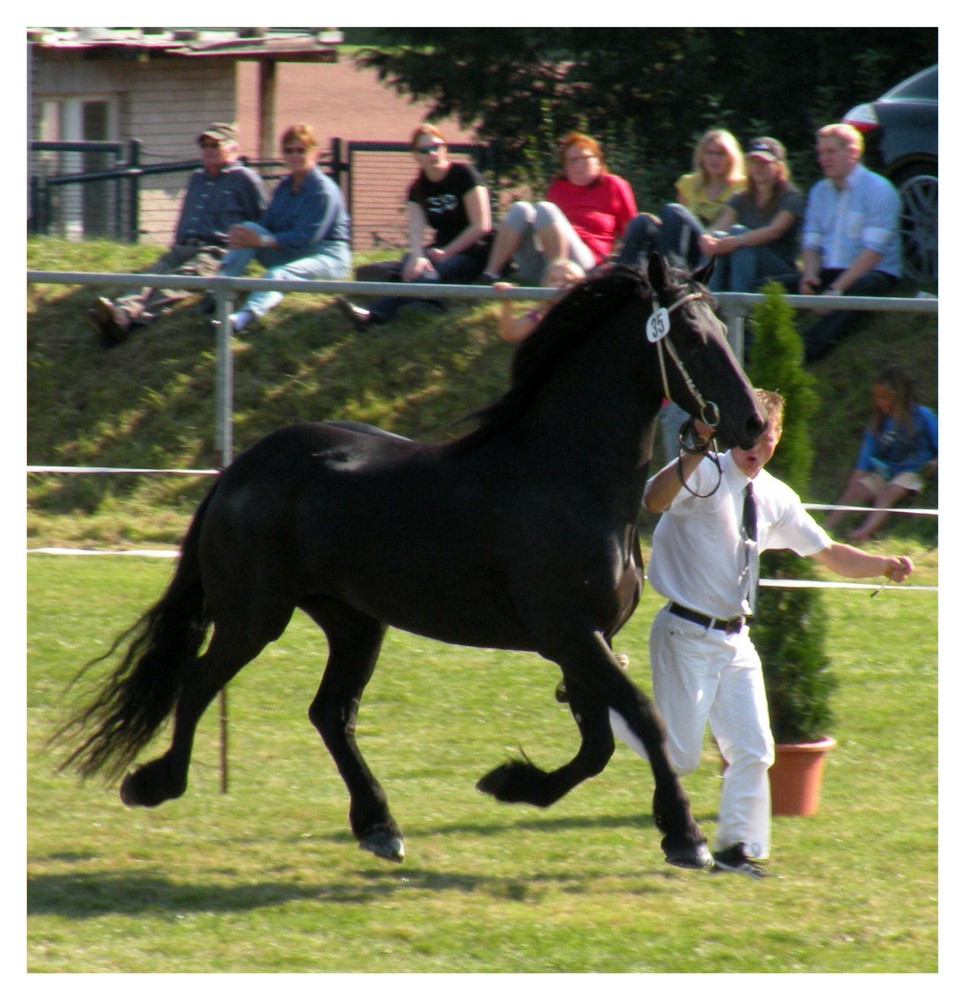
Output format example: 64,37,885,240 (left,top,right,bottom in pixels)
216,122,352,333
477,132,637,285
698,136,804,293
618,128,746,271
336,124,493,328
